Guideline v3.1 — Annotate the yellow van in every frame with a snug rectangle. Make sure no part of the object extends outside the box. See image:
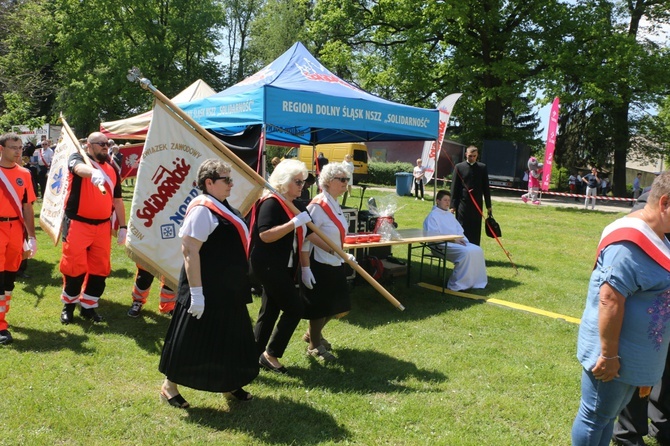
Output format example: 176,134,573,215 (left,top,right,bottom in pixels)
285,143,368,184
